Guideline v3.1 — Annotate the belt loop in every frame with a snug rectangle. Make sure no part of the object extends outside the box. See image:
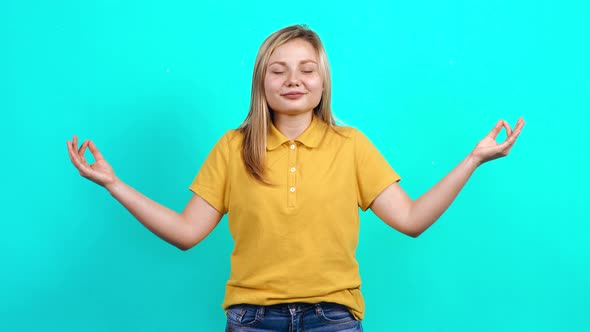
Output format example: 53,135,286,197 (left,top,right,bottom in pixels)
257,305,265,320
314,303,323,316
